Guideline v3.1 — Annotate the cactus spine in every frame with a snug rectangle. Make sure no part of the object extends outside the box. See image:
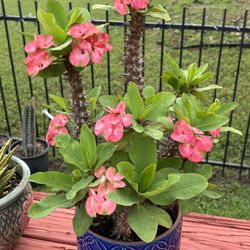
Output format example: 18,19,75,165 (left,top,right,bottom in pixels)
21,104,36,157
